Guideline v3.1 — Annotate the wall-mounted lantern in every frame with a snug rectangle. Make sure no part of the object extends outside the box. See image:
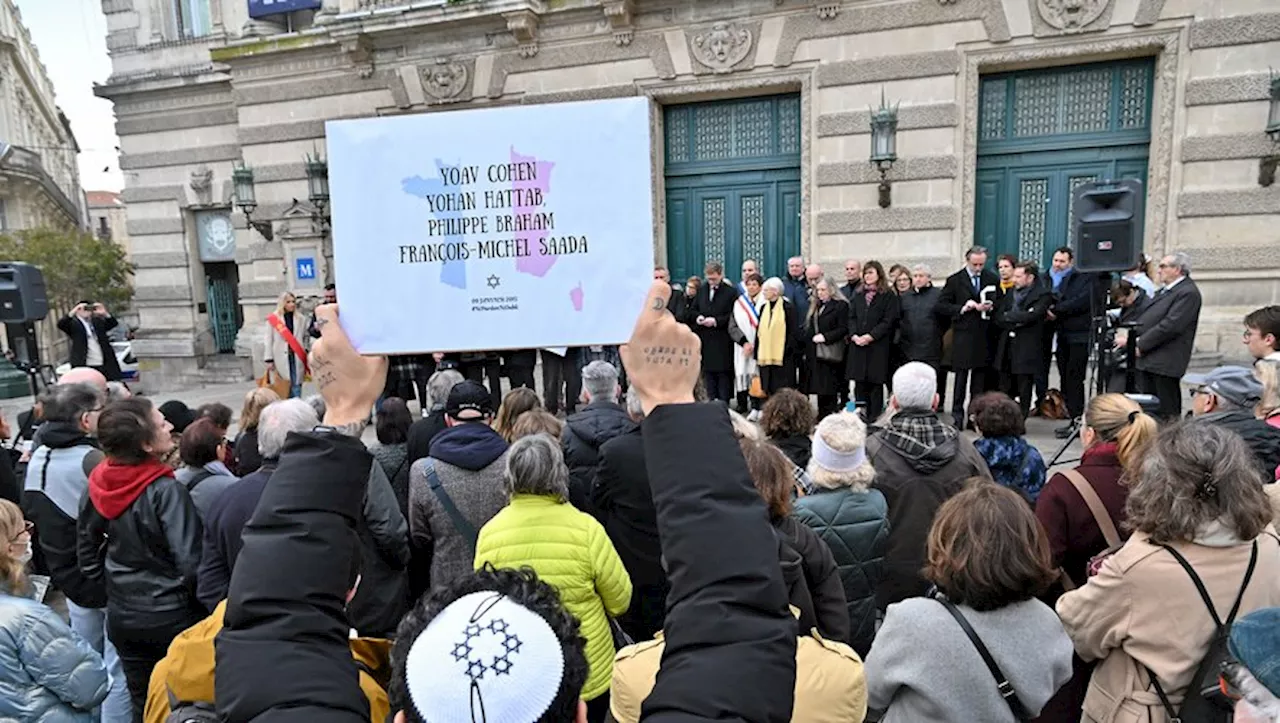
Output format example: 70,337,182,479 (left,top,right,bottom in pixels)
1260,71,1280,187
232,163,274,241
869,89,899,209
305,151,330,225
